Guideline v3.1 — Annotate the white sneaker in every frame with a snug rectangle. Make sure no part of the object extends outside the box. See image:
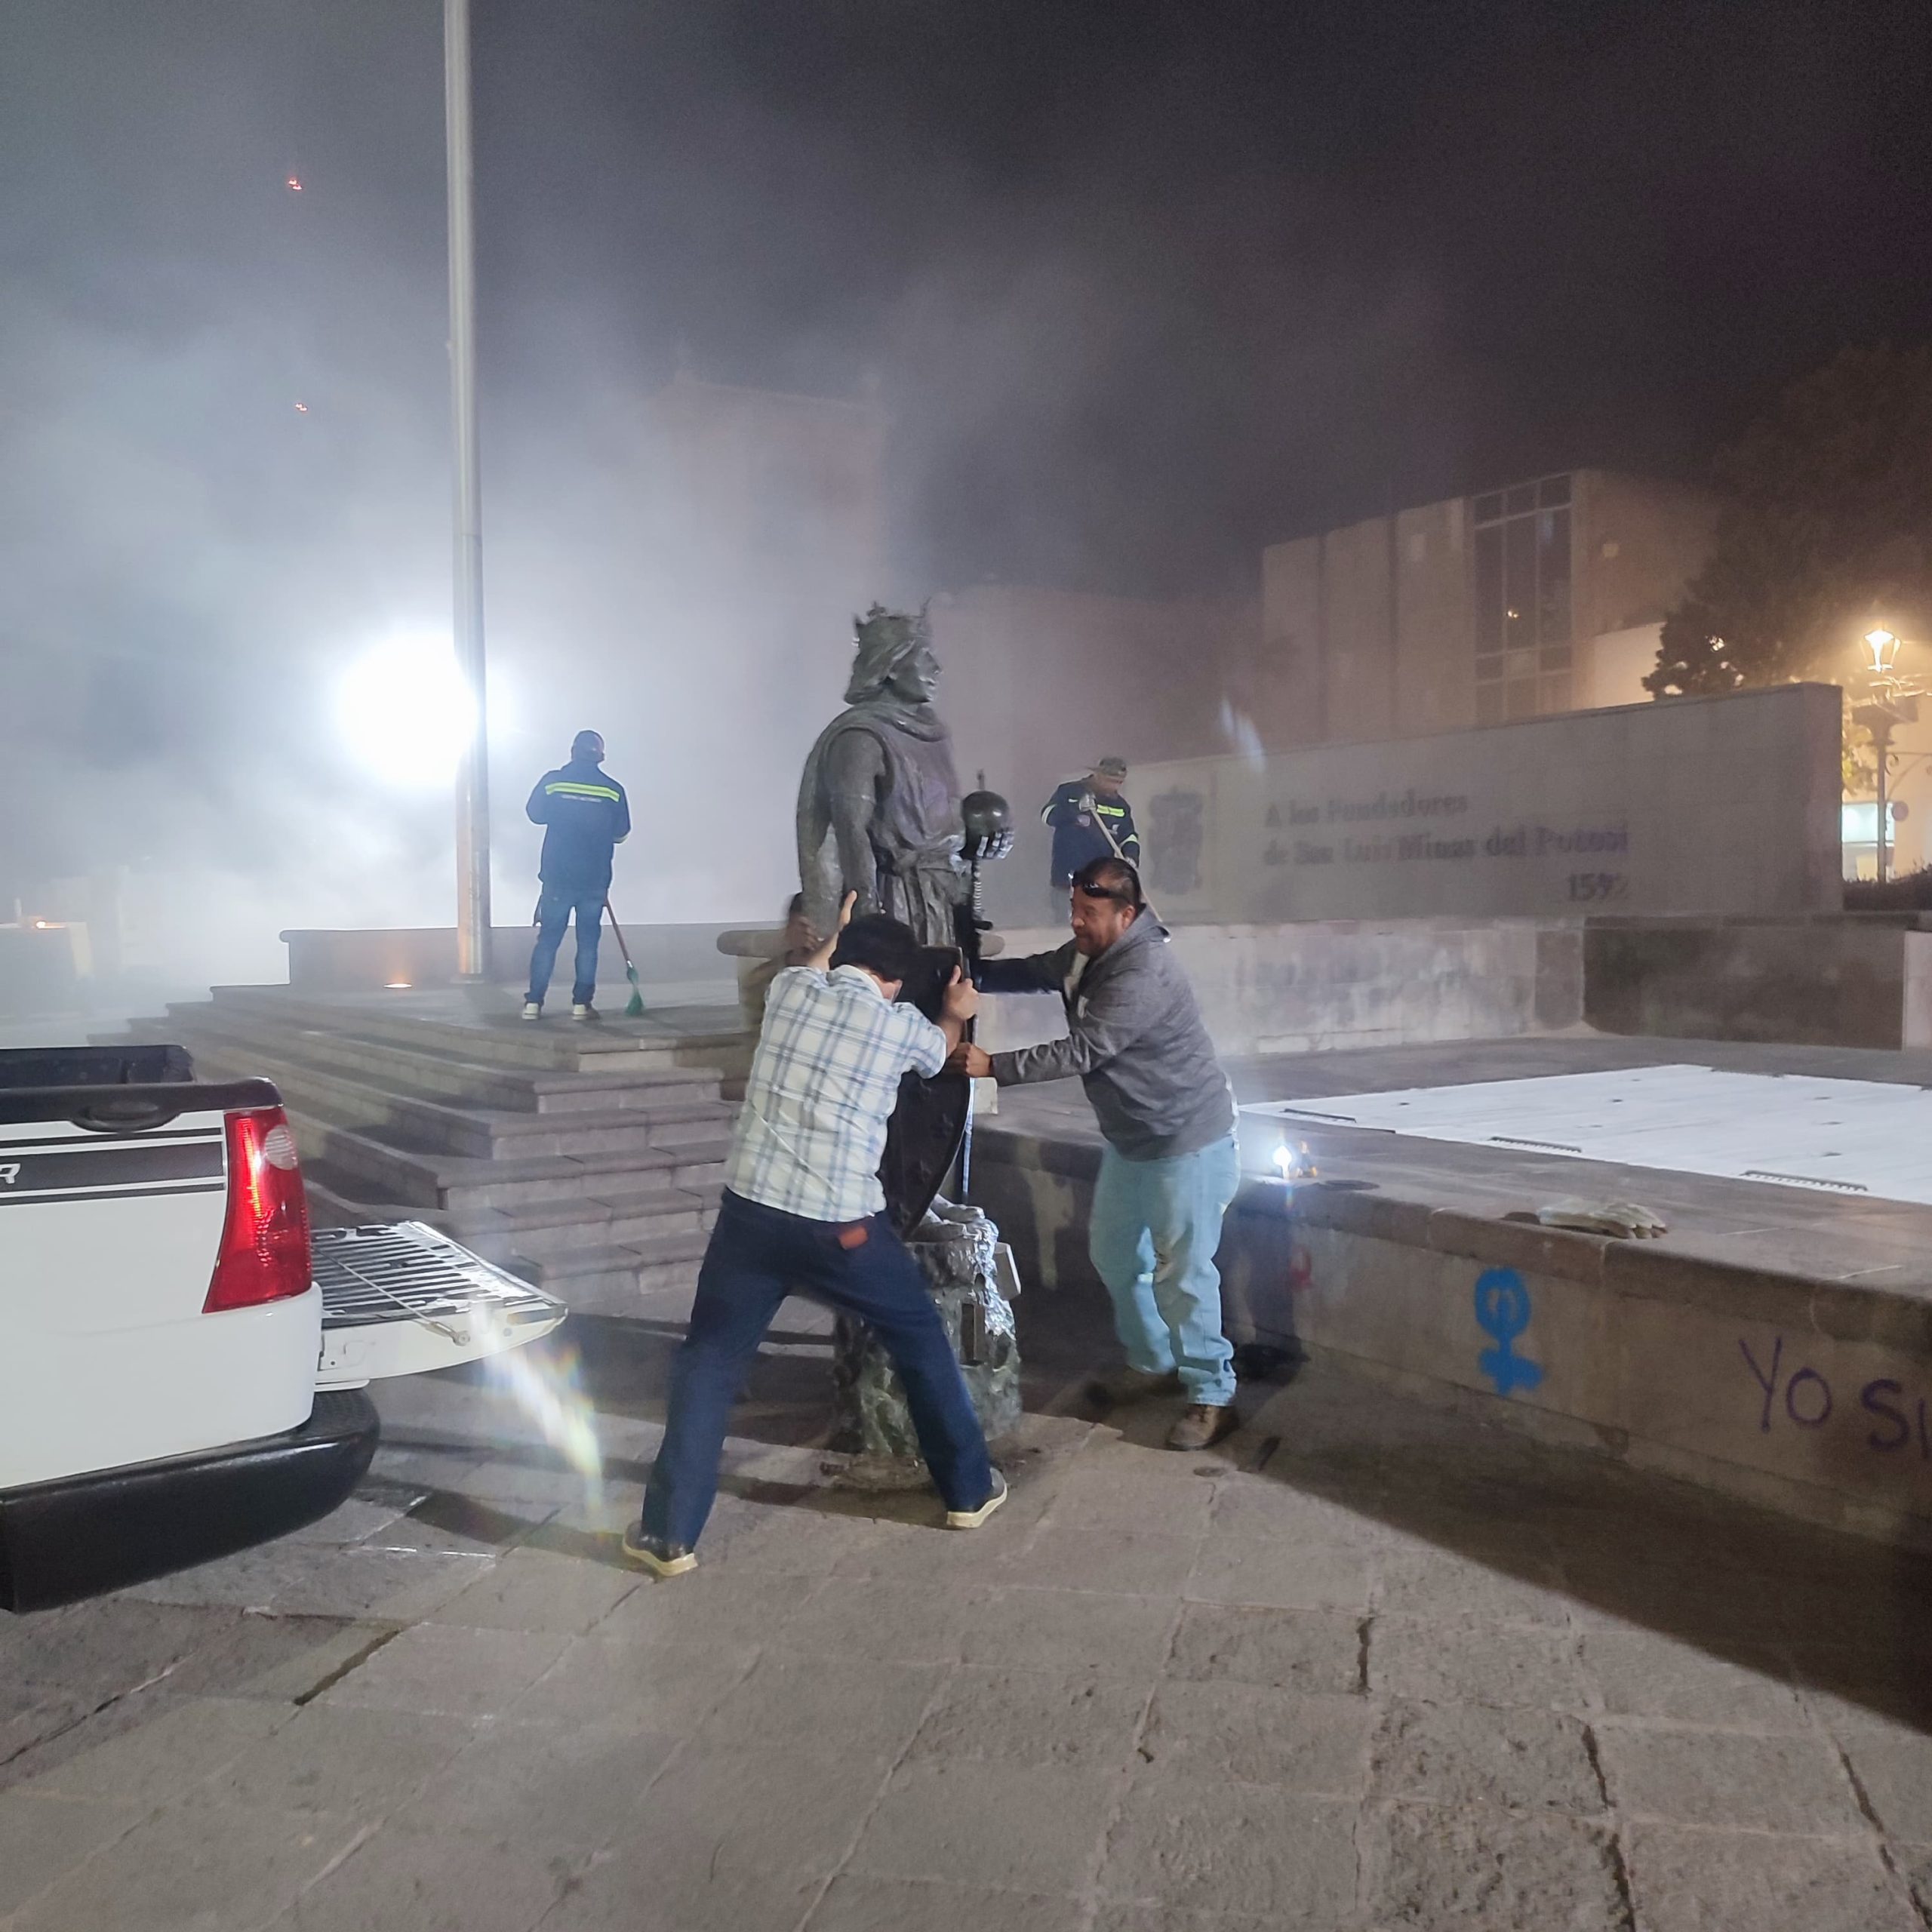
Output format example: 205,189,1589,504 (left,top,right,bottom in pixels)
945,1472,1008,1531
571,1002,595,1022
521,1001,542,1022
